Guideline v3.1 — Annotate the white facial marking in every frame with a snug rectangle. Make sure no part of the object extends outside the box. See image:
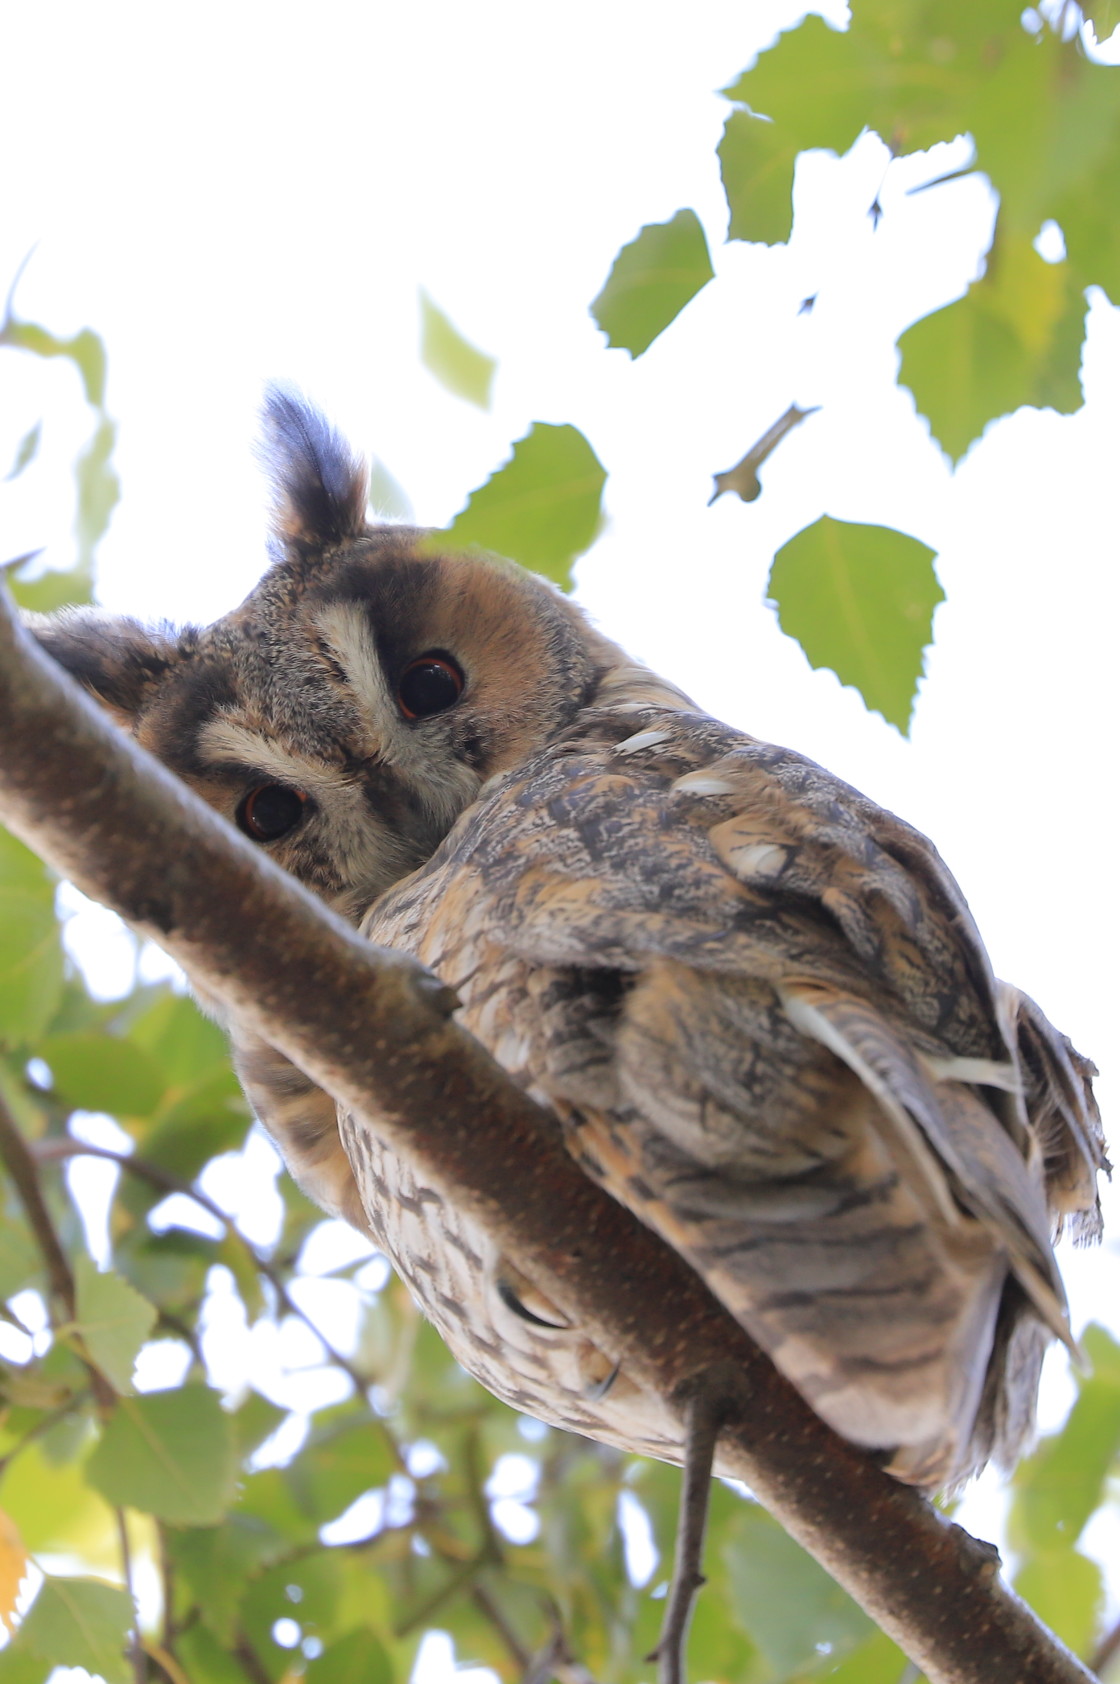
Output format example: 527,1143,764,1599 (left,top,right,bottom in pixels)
199,716,411,913
314,602,401,758
200,719,349,799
